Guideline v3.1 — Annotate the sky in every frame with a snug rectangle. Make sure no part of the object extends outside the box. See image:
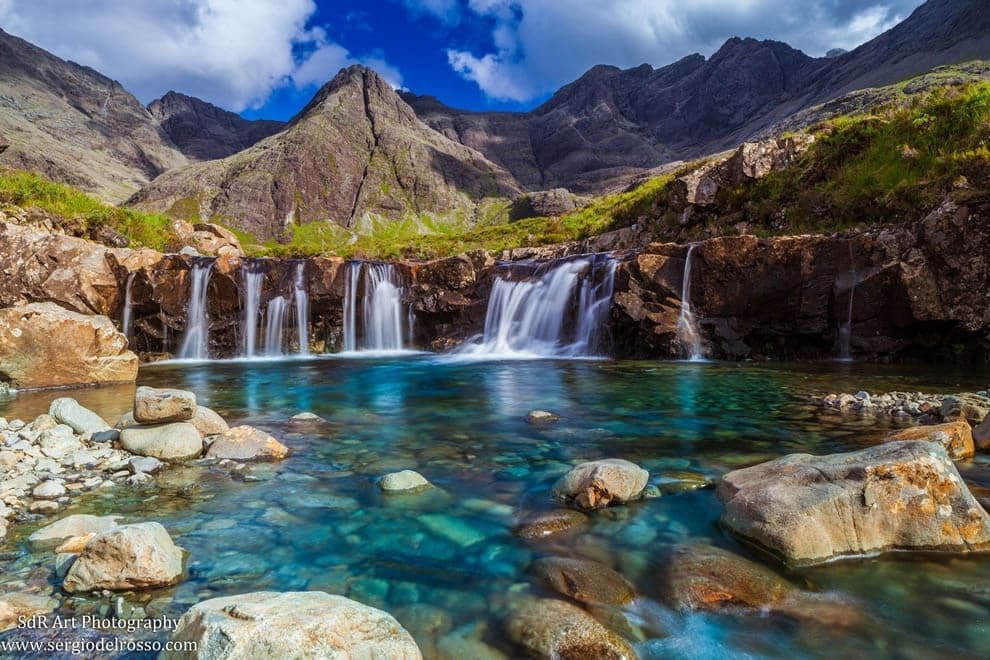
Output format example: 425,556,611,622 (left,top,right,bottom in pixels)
0,0,927,121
